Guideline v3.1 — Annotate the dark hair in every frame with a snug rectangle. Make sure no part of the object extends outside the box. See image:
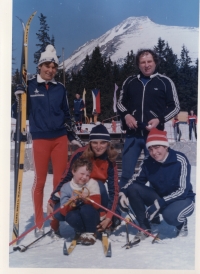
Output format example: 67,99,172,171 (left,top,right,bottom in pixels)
135,49,160,68
71,158,93,173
